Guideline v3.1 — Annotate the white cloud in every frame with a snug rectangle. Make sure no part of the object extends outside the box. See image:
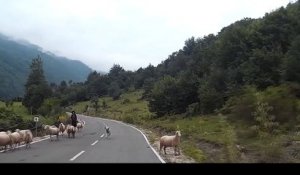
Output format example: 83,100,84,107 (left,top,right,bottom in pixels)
0,0,292,72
